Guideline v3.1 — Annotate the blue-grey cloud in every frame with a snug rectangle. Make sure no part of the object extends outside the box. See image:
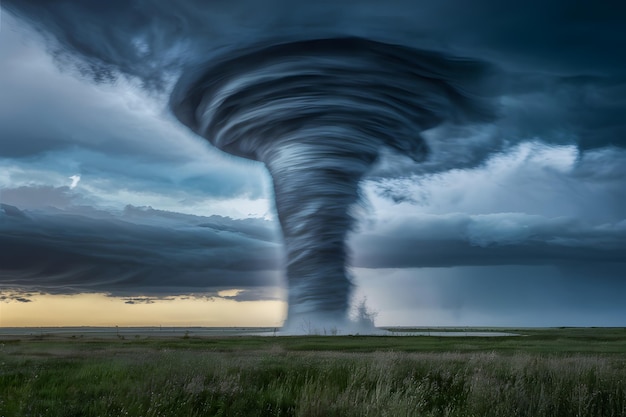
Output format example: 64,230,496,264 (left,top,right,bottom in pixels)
0,291,35,303
352,213,626,268
0,203,282,298
4,0,626,158
2,1,626,327
3,200,623,297
0,22,189,161
0,185,79,209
